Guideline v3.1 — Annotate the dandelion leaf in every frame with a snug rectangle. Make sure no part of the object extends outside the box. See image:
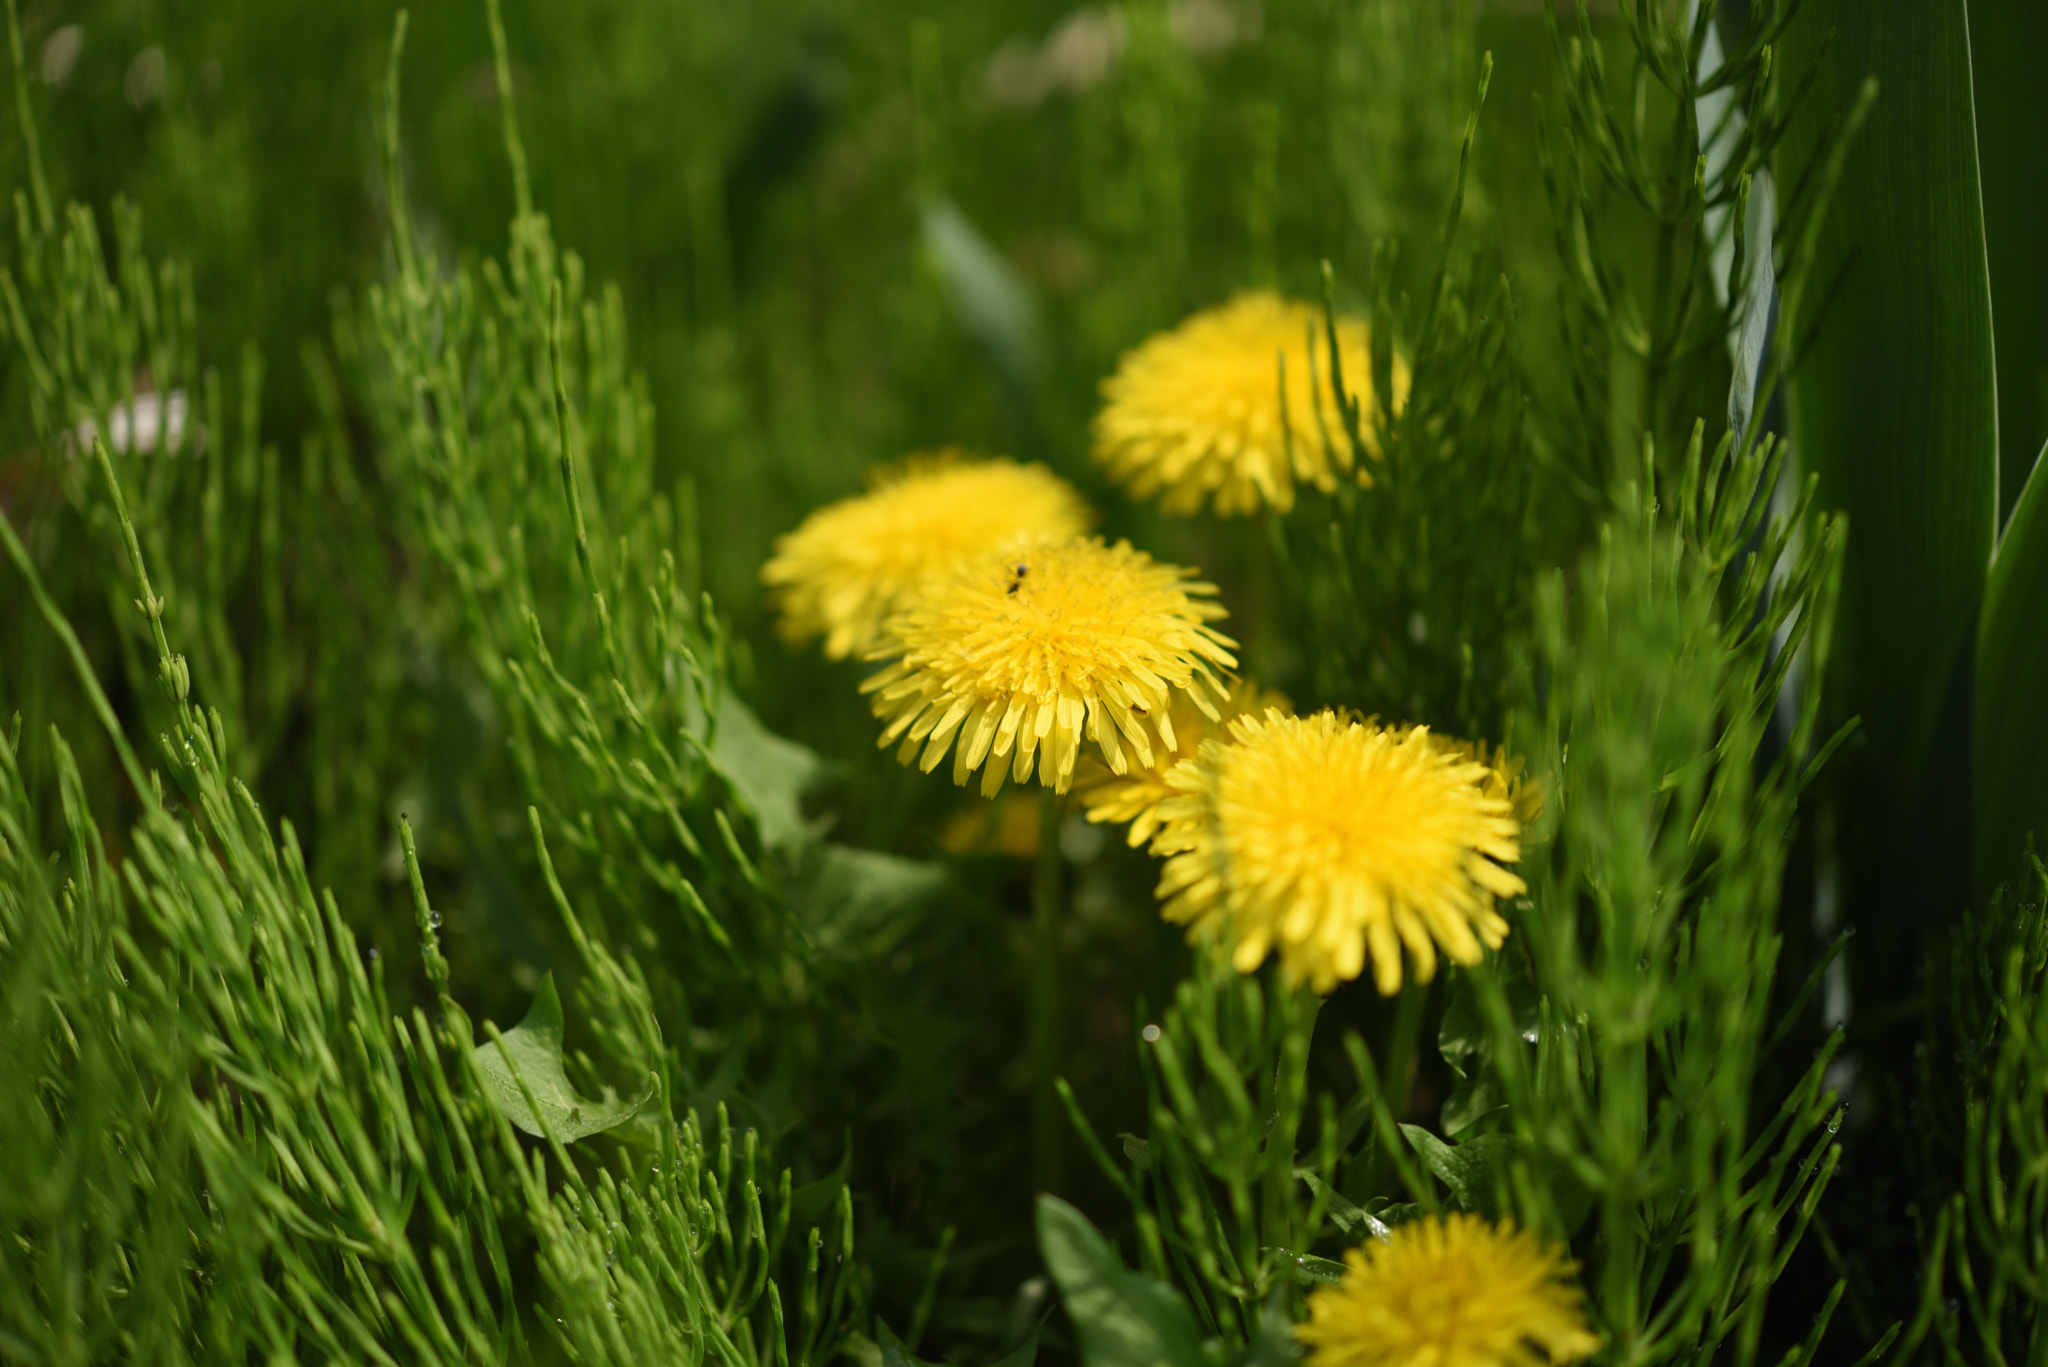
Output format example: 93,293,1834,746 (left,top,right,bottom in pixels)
473,973,649,1142
1035,1194,1205,1367
799,843,946,959
987,1321,1043,1367
712,695,834,856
